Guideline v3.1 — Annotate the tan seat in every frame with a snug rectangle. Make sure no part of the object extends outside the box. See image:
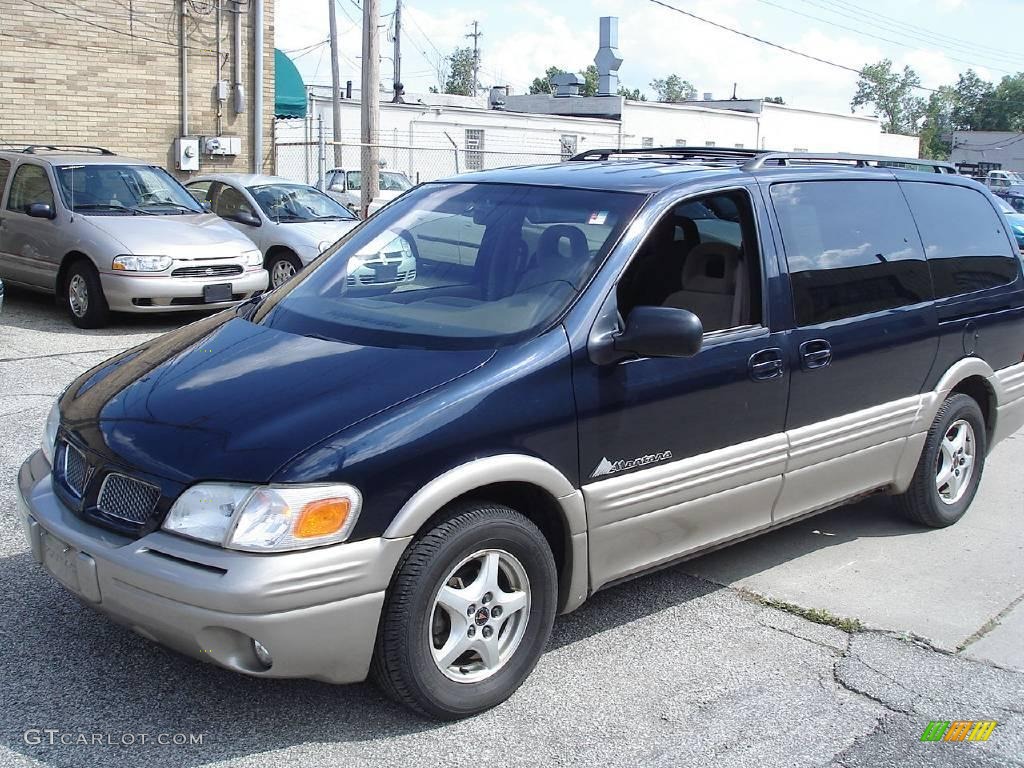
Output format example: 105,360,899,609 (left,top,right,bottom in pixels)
663,242,740,332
